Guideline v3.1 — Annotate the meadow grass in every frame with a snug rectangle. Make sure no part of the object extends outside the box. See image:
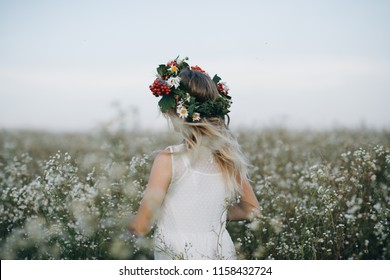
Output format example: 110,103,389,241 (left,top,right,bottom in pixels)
0,126,389,259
